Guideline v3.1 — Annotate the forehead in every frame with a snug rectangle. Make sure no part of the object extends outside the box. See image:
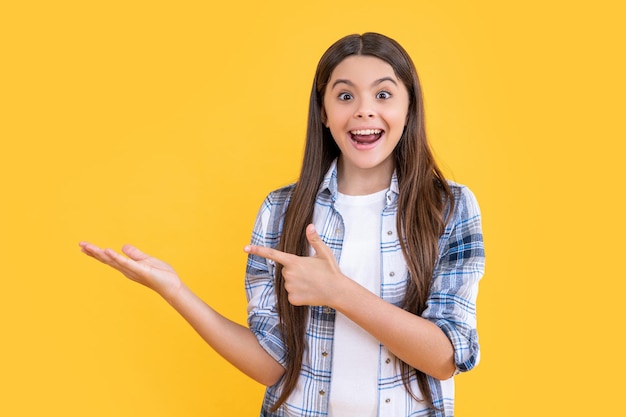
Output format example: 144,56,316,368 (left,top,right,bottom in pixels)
328,55,398,85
